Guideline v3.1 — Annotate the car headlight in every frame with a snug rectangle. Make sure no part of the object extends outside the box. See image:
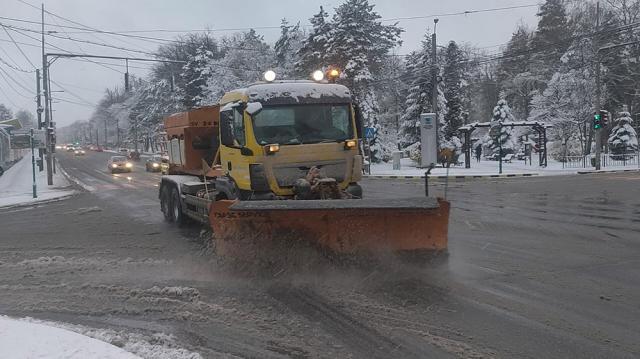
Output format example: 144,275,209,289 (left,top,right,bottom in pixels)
125,162,133,168
112,164,118,168
152,163,159,168
81,150,85,154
